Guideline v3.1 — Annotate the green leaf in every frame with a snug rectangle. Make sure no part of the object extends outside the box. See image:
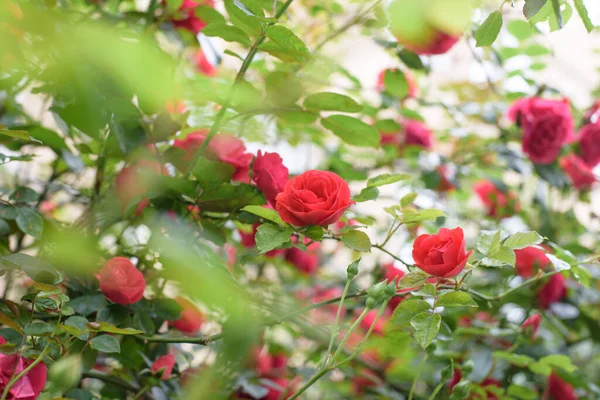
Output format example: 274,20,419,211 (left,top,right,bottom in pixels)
400,192,417,207
321,115,381,148
197,183,264,212
401,208,445,224
435,291,478,308
524,44,551,56
2,254,62,285
574,0,594,32
398,271,428,289
202,23,251,46
10,187,39,203
397,49,425,70
0,205,17,220
503,231,543,250
266,71,303,106
477,230,501,255
64,316,90,340
482,246,516,267
24,321,54,336
546,254,571,271
87,322,143,336
571,265,591,287
109,118,145,155
341,230,371,252
191,157,235,189
493,351,535,367
90,335,120,354
67,294,107,317
410,312,441,349
353,187,379,202
475,11,503,47
523,0,547,19
367,173,410,188
550,0,563,28
0,128,31,141
383,69,409,98
304,92,362,113
539,354,577,373
507,384,538,400
241,206,285,226
255,224,293,254
264,25,310,62
528,361,552,376
507,20,535,40
224,0,263,36
15,207,44,238
391,299,430,326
